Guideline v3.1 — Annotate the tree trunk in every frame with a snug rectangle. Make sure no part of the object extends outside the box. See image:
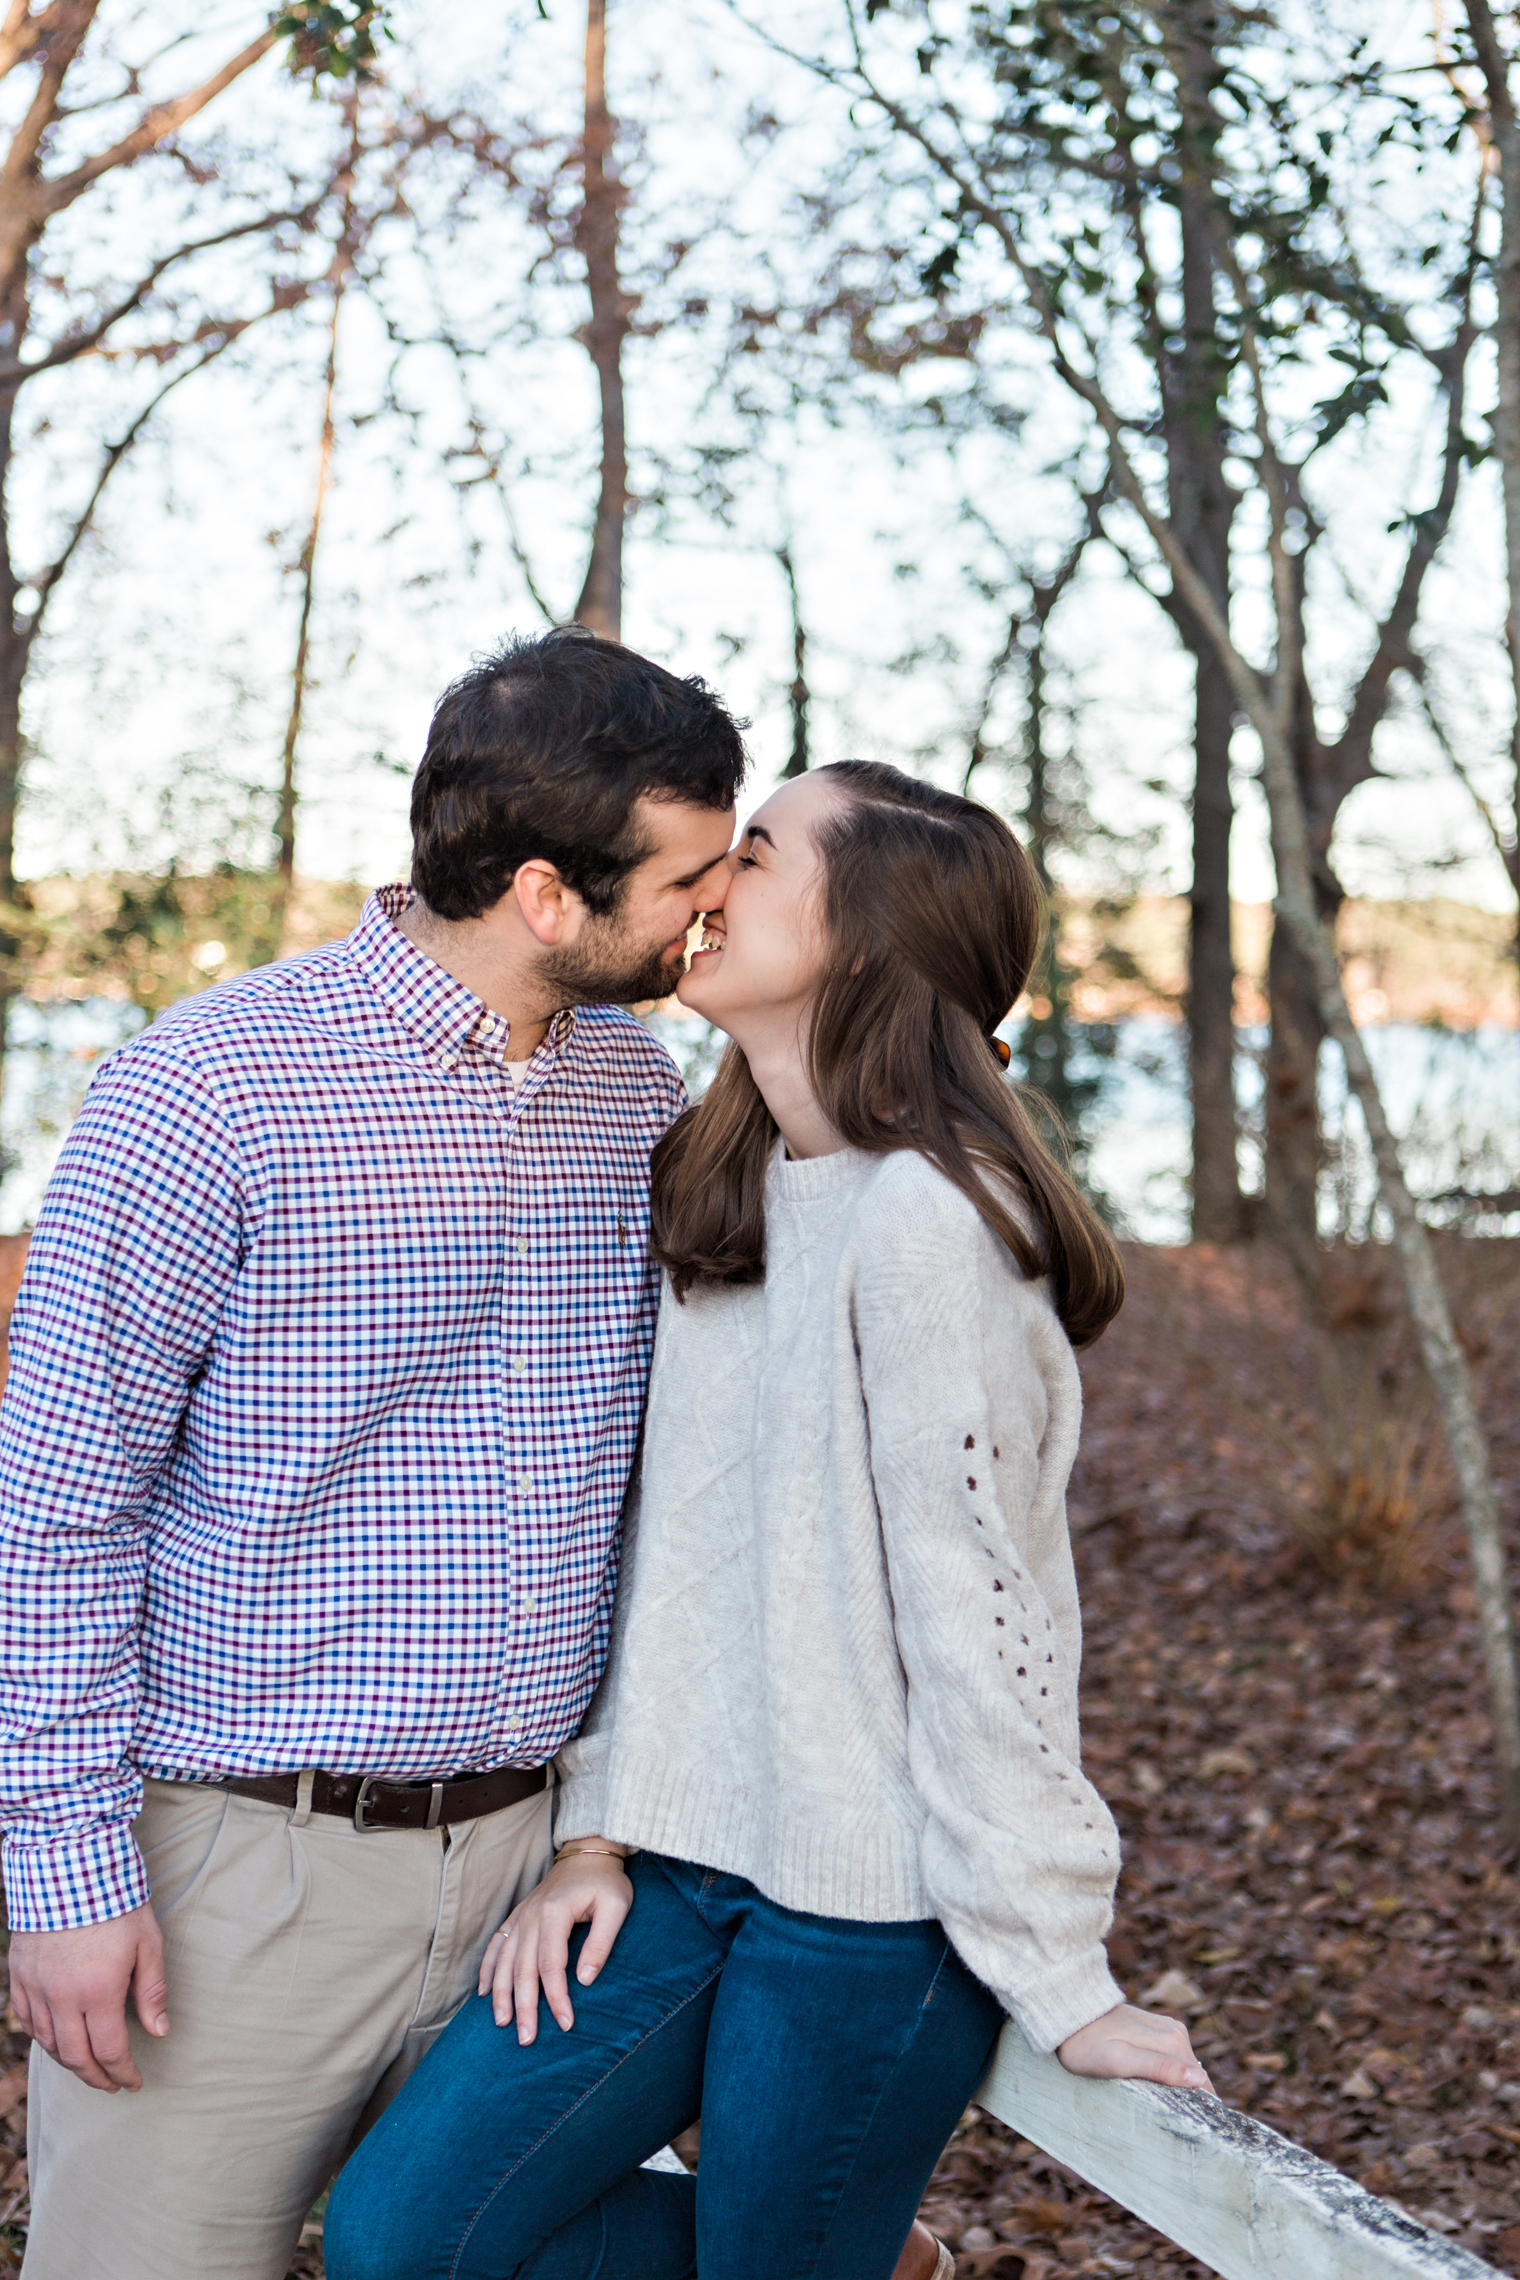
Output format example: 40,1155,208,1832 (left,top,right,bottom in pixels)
1014,587,1109,1187
572,0,629,640
1262,913,1325,1252
1160,7,1243,1243
1464,5,1520,973
777,542,809,776
269,107,358,957
1110,438,1520,1850
1187,615,1239,1240
1024,629,1053,891
270,286,341,954
0,290,32,1136
1262,634,1345,1258
1267,765,1520,1856
0,0,320,1096
0,395,22,915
